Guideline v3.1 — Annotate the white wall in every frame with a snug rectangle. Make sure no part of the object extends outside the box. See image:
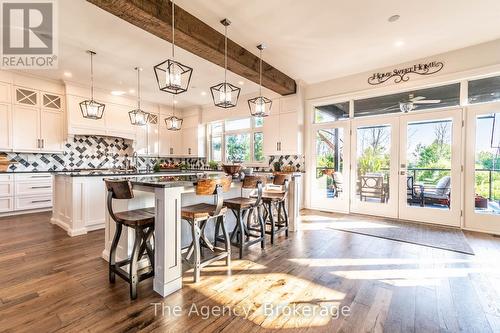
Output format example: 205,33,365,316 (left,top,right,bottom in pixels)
305,38,500,102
